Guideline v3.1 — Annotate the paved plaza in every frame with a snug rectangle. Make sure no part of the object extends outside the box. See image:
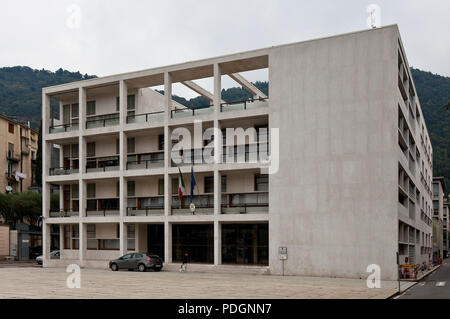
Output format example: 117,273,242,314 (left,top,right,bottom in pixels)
0,265,415,299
